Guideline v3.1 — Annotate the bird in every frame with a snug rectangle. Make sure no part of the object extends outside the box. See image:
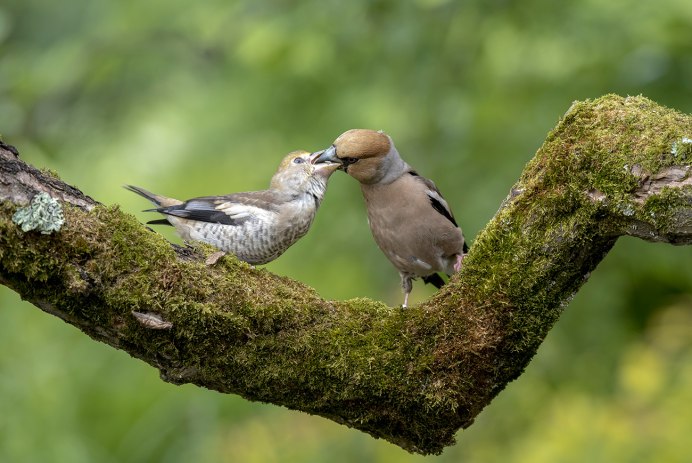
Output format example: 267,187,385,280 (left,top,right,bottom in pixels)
314,129,467,307
125,150,340,265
